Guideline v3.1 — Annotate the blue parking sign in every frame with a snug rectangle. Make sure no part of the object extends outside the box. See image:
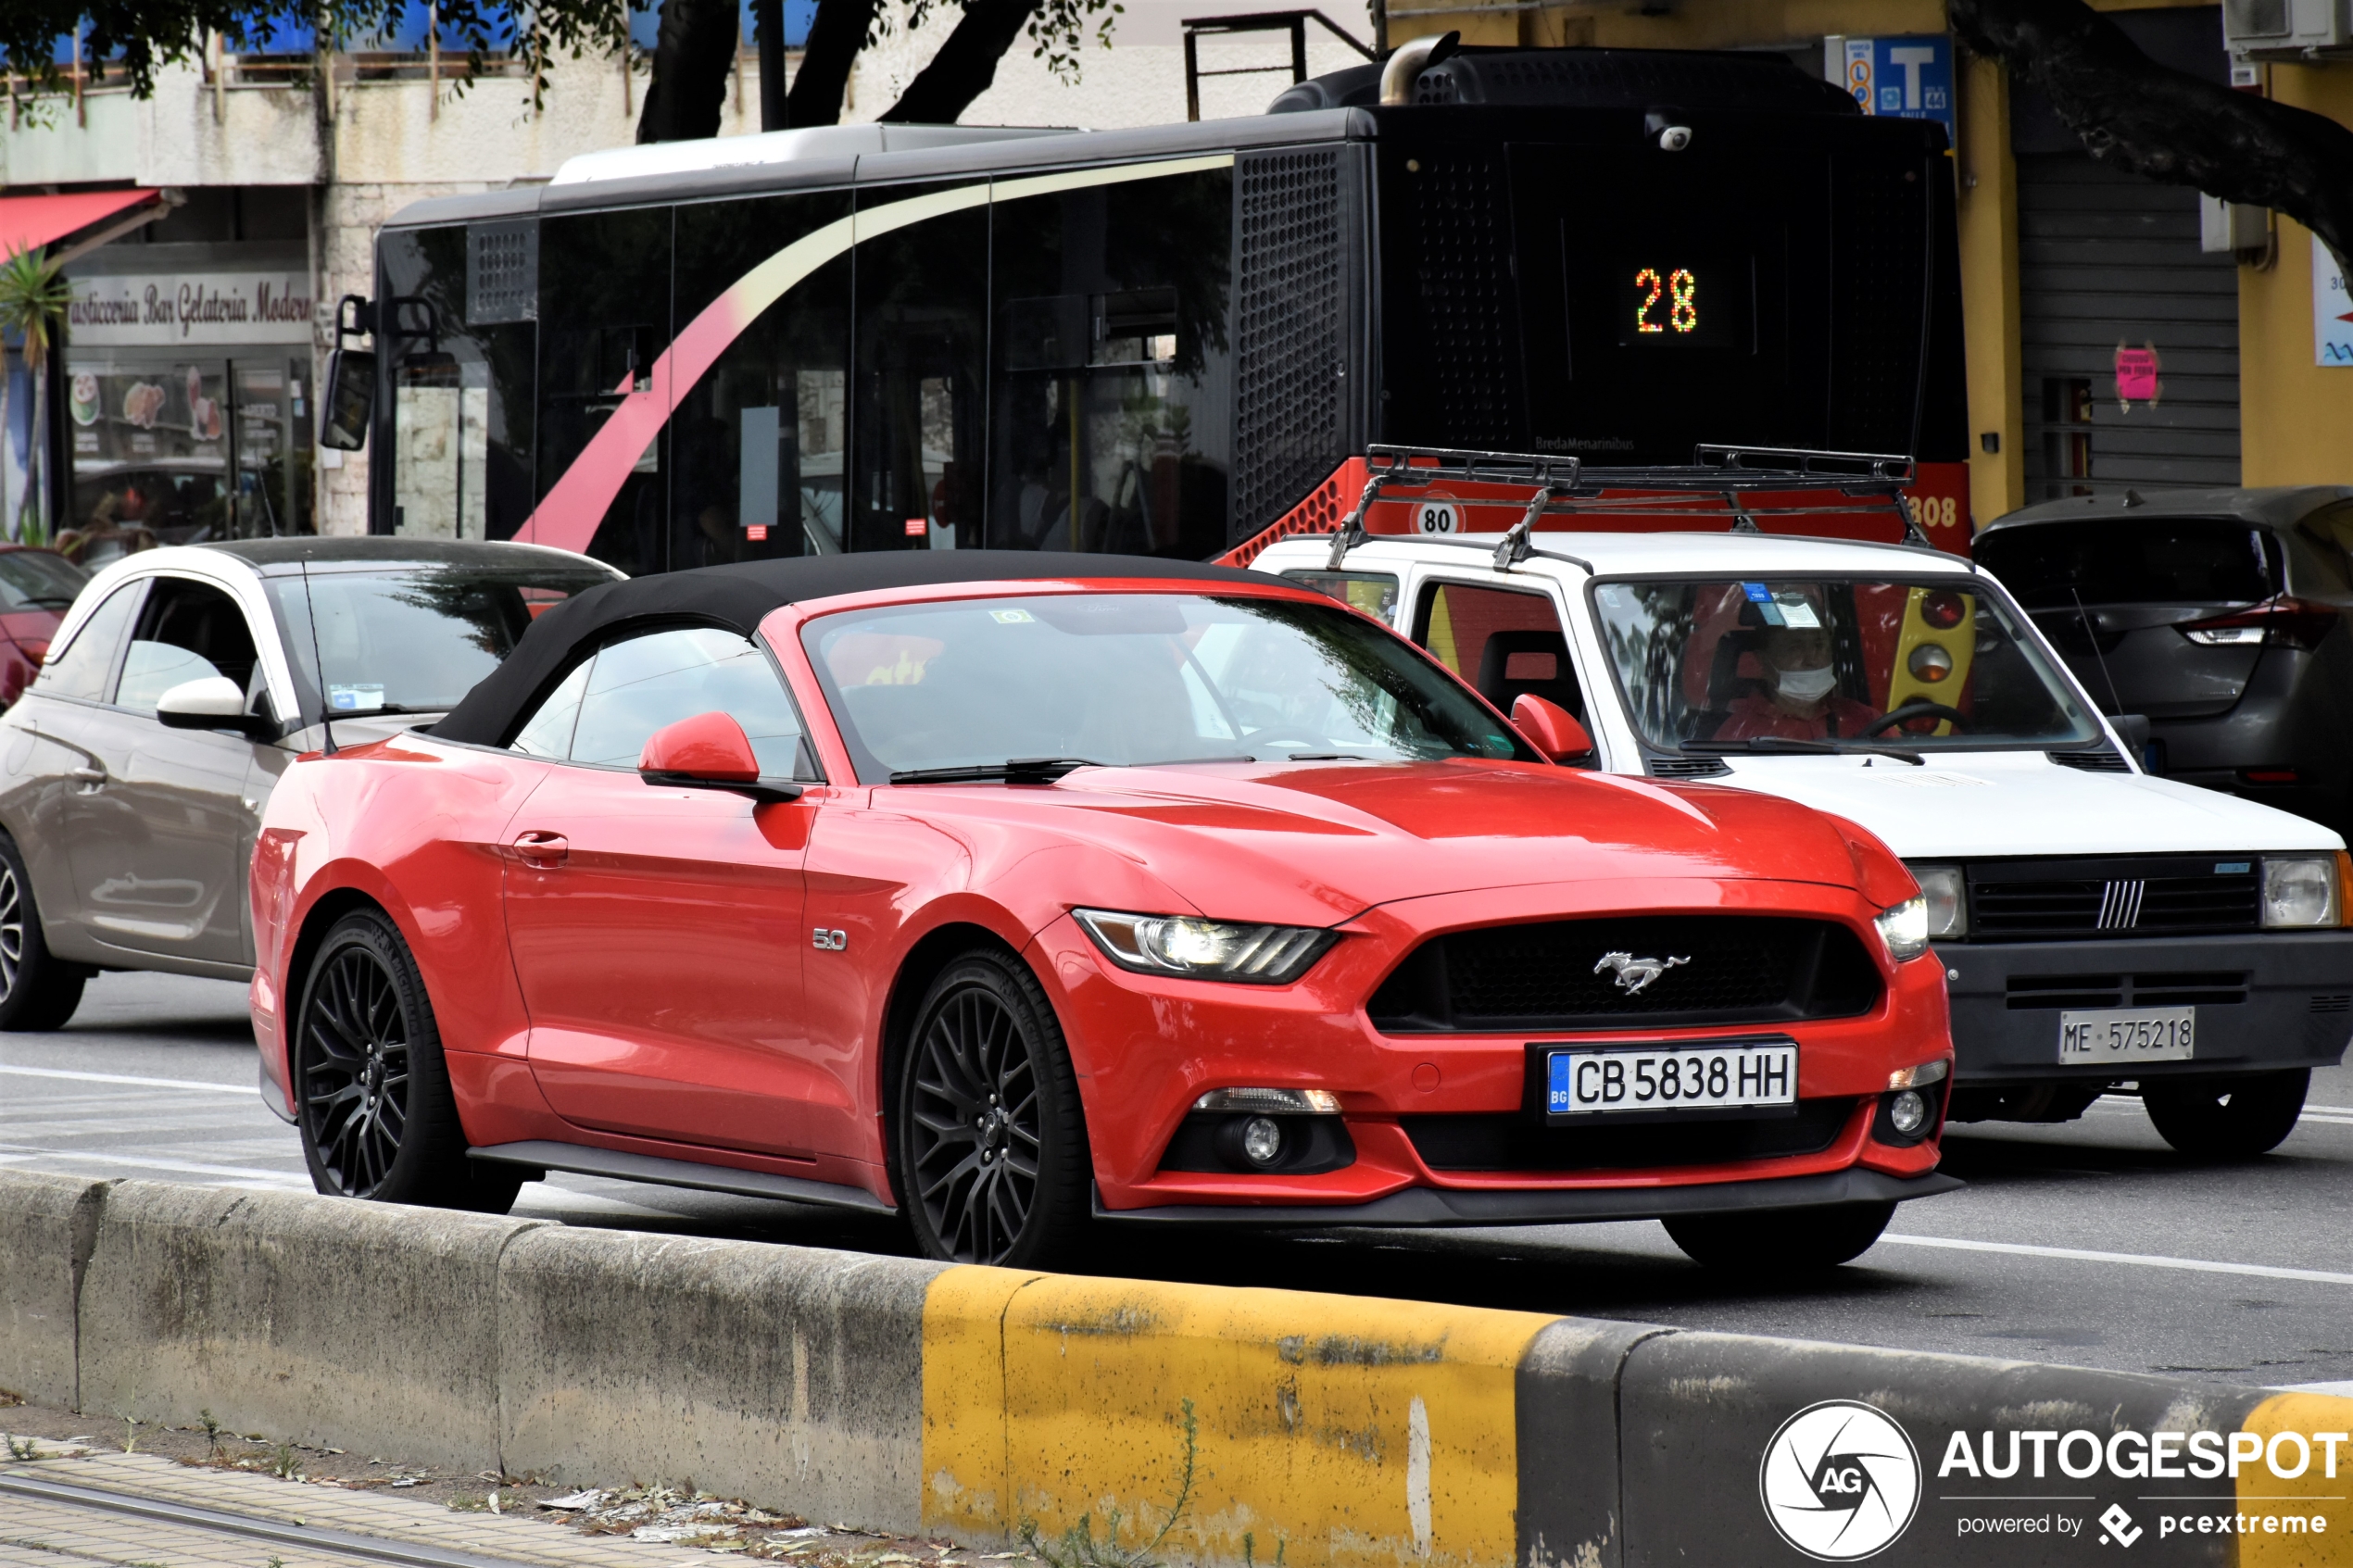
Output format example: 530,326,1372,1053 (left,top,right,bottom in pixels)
1840,36,1956,143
